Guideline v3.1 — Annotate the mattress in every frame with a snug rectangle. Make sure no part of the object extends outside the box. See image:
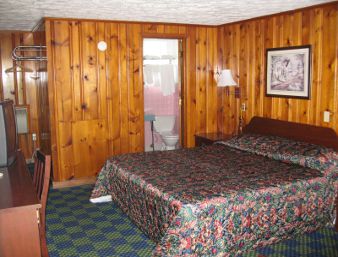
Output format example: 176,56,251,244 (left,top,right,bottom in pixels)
91,134,337,256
